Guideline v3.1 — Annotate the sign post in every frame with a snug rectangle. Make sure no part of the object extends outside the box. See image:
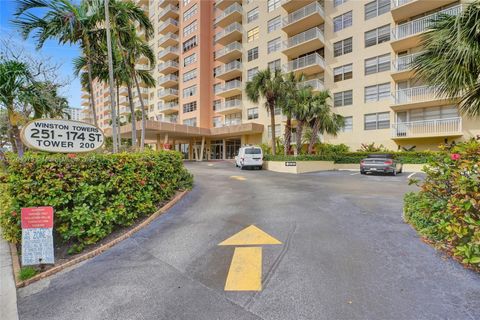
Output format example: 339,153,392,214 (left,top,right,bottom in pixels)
21,207,55,266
